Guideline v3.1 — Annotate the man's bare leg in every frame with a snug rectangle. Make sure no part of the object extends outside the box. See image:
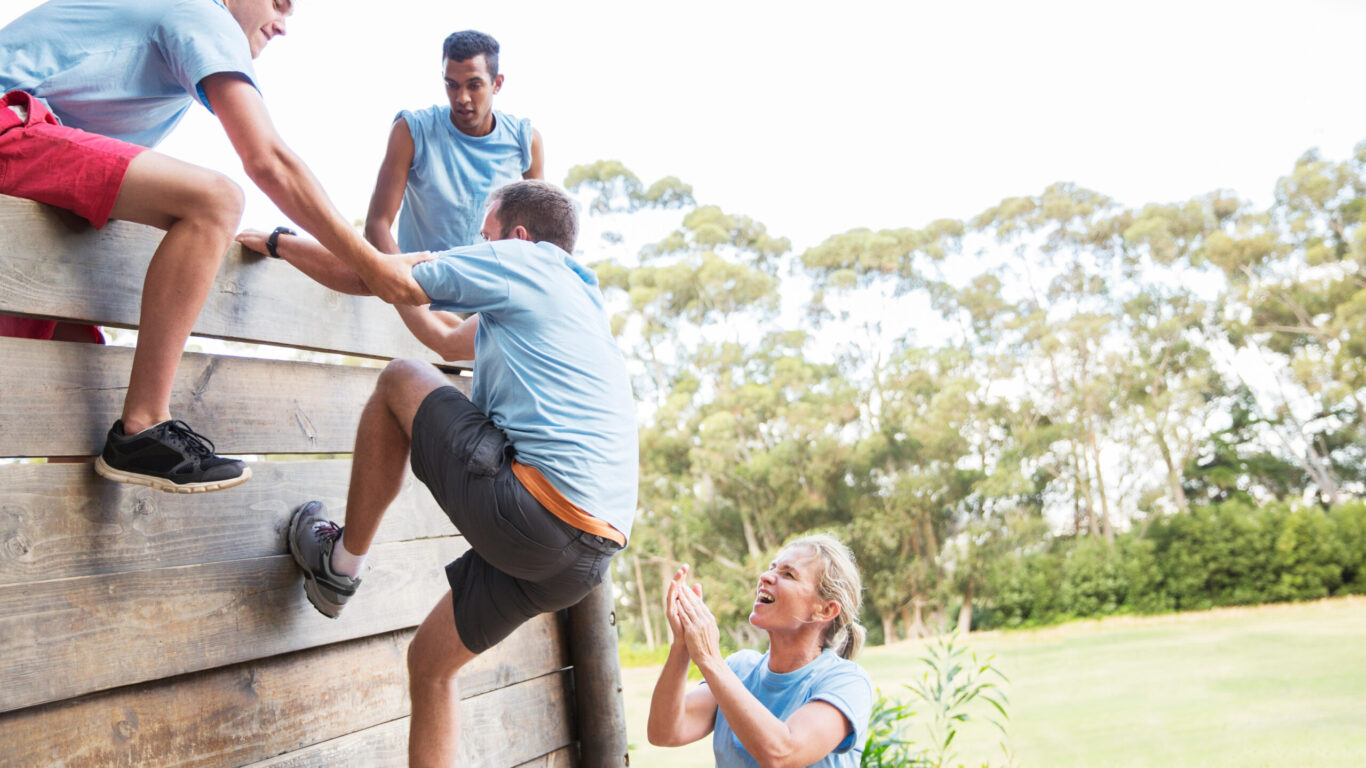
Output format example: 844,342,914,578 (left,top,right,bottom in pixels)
408,591,479,767
336,358,451,556
107,151,244,434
